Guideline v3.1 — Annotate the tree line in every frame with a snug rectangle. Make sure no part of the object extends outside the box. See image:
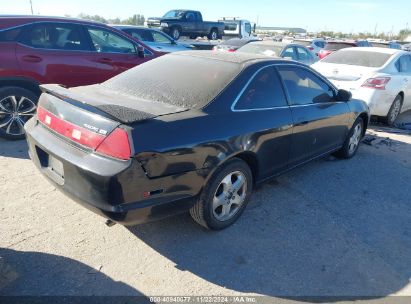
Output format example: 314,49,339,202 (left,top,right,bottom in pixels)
75,13,146,25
